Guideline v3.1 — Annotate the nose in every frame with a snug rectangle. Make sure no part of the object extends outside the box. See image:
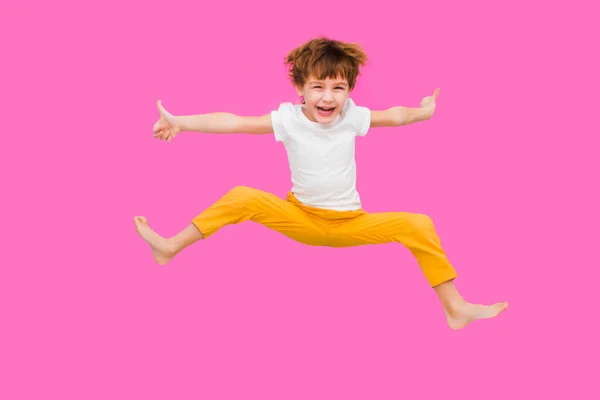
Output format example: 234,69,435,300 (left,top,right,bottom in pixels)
323,90,334,102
